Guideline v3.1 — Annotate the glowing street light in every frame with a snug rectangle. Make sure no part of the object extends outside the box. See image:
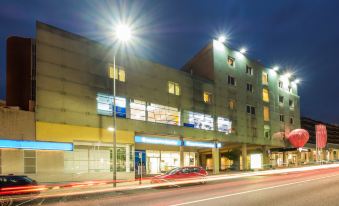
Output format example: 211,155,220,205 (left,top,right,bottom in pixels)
284,72,292,79
218,35,226,43
239,47,247,54
115,24,132,42
111,23,133,187
273,66,279,71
